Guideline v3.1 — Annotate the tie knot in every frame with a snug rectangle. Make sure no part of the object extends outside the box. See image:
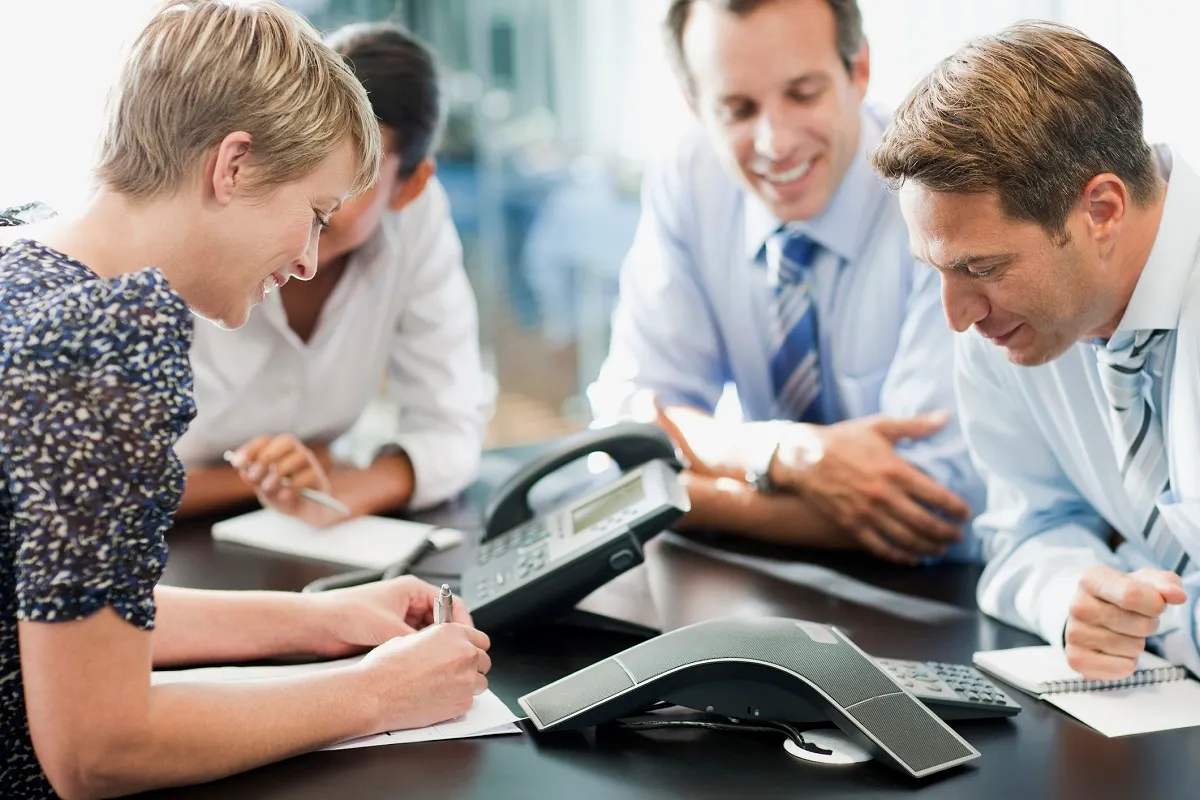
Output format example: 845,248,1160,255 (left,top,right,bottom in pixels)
765,229,818,286
1097,329,1166,374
